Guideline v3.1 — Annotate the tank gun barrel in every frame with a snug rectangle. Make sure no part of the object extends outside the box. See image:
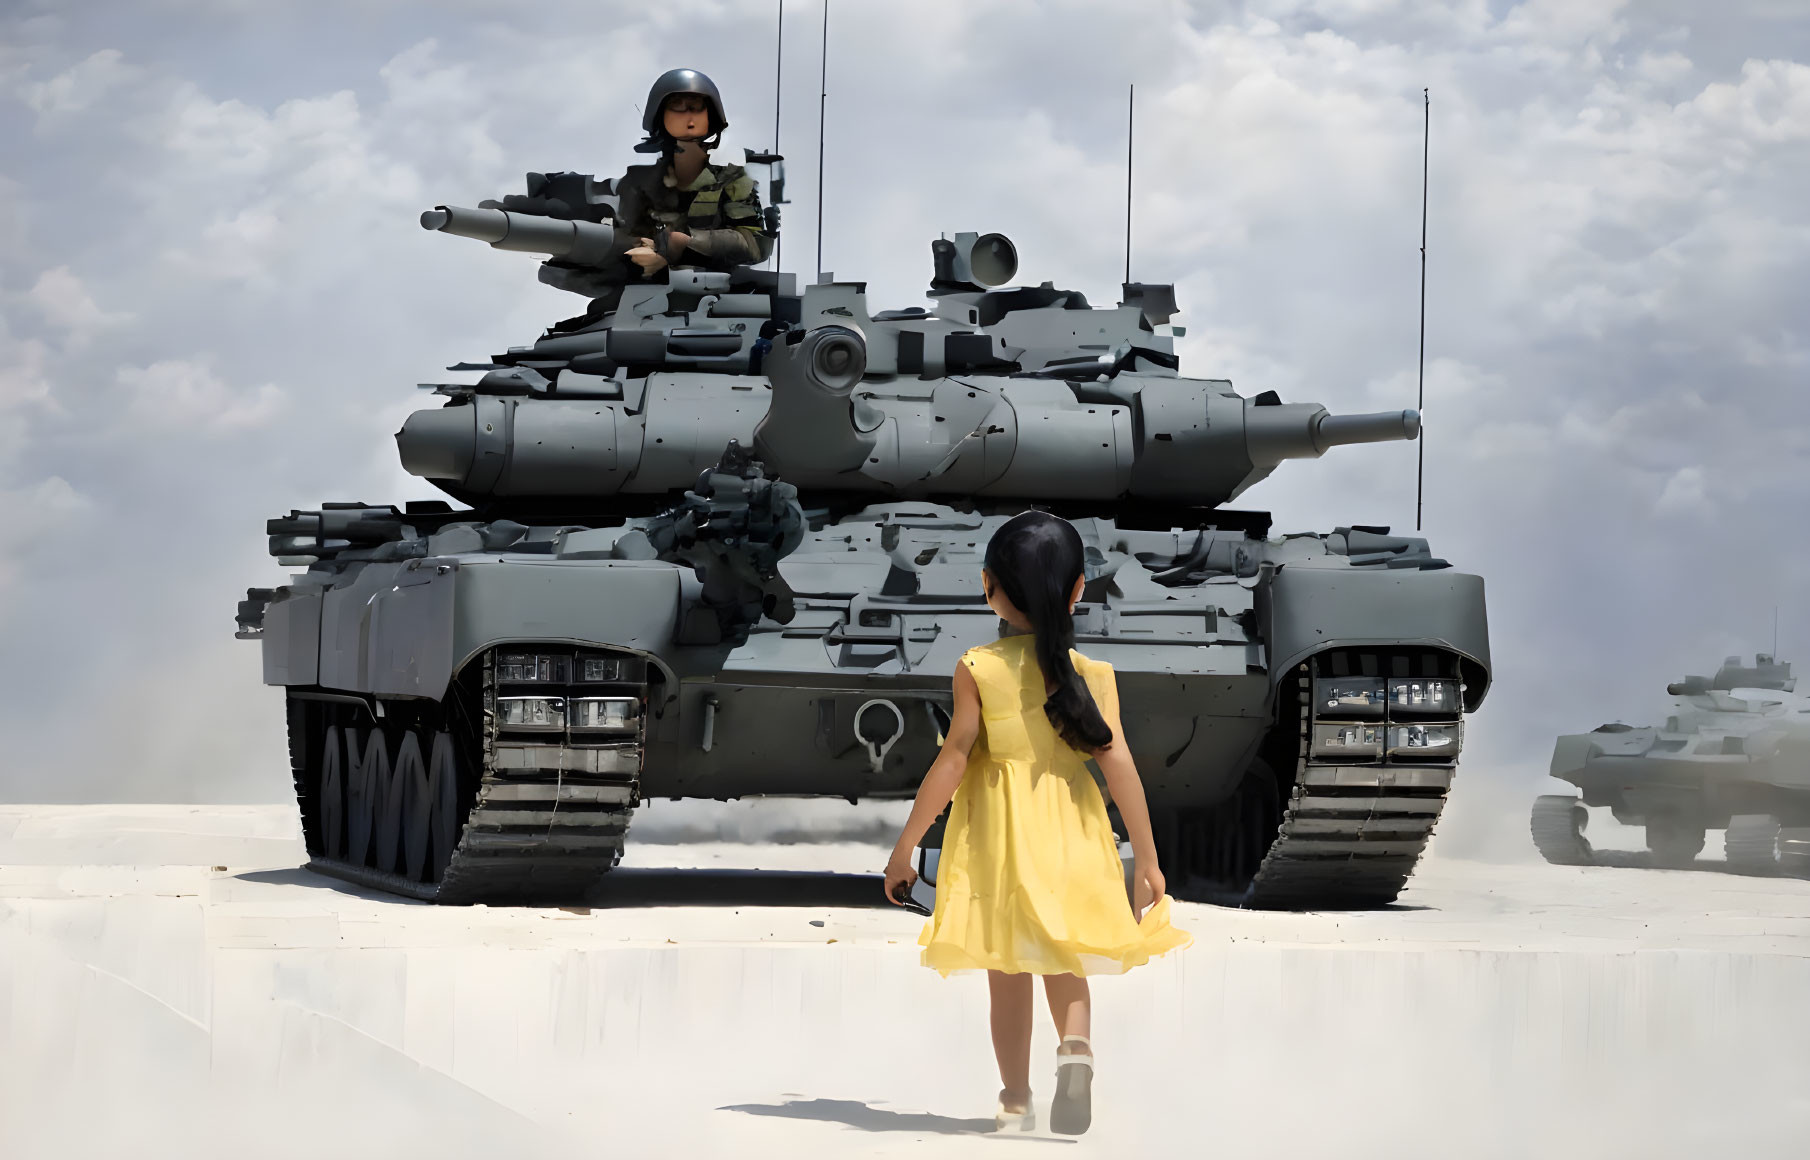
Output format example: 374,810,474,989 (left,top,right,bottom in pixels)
1316,409,1421,449
1245,405,1419,469
420,204,621,266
